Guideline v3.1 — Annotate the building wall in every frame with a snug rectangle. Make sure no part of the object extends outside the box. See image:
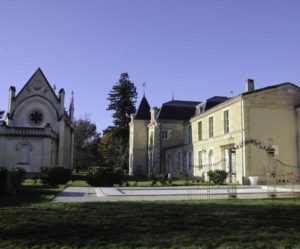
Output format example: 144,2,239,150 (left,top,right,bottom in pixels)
0,135,55,172
129,119,149,176
130,83,300,184
243,85,300,183
190,97,244,183
147,121,161,175
11,96,59,132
